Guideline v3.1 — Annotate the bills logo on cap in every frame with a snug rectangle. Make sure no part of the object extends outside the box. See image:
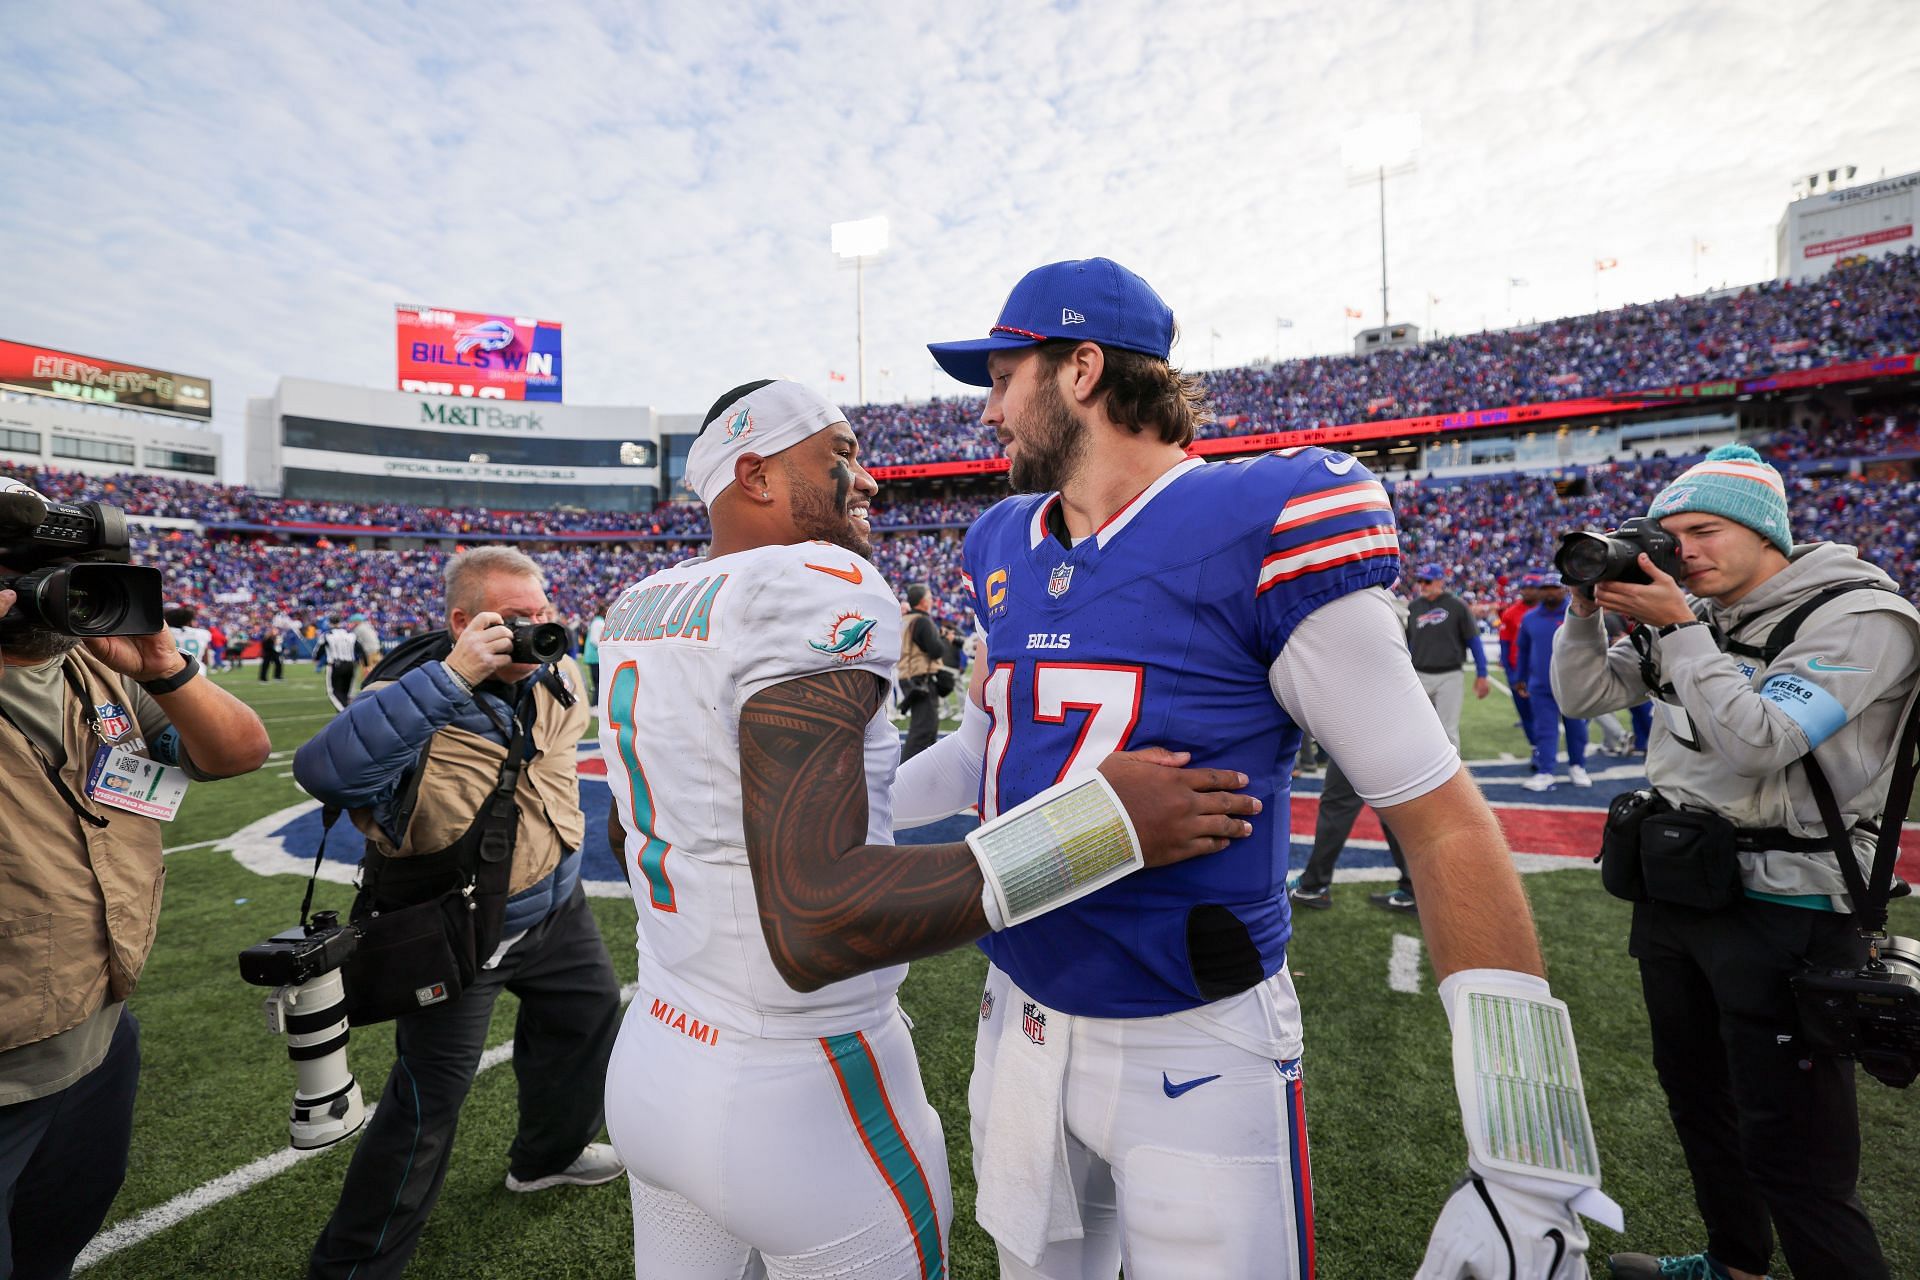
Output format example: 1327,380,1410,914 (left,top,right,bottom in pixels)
1048,564,1074,599
1022,1001,1047,1045
95,702,133,742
